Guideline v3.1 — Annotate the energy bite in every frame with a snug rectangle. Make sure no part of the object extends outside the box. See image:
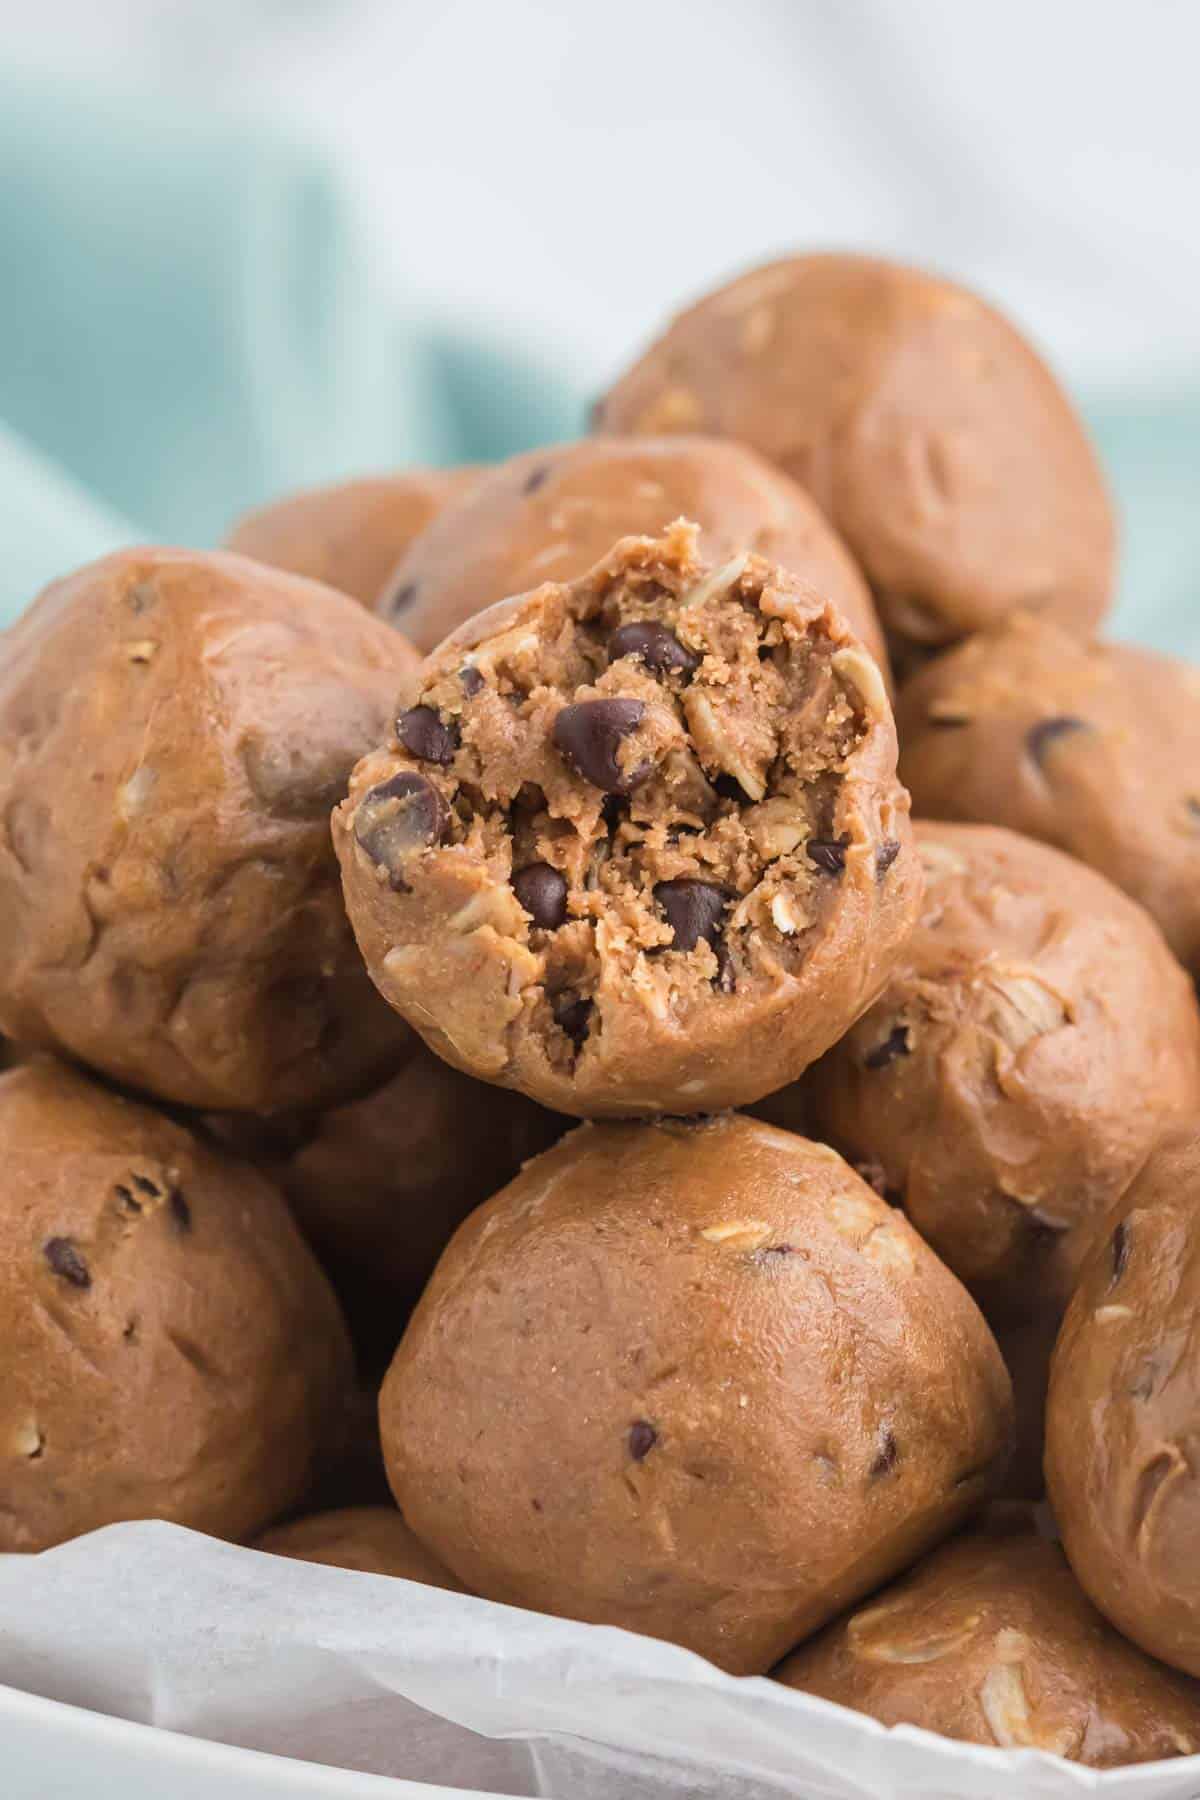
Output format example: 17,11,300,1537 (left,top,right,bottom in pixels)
0,1058,353,1553
335,523,921,1118
375,435,888,679
225,468,479,607
0,547,420,1112
1047,1136,1200,1680
598,254,1114,654
776,1506,1200,1766
257,1506,467,1590
898,617,1200,975
380,1116,1013,1675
